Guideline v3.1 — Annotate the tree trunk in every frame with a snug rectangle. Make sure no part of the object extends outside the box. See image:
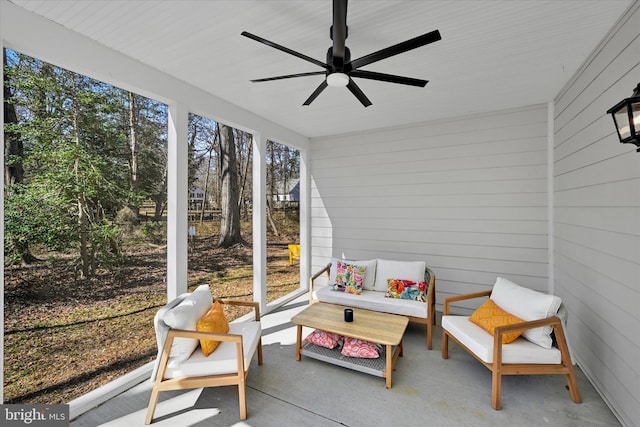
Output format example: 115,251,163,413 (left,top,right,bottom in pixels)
72,93,90,278
200,143,213,224
154,164,168,220
127,91,139,215
218,124,242,247
266,141,279,236
238,133,252,220
3,48,24,186
282,145,289,226
266,197,279,237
